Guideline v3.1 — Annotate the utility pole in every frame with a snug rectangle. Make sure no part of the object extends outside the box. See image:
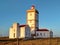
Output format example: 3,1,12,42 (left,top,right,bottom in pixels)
50,37,51,45
17,38,19,45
